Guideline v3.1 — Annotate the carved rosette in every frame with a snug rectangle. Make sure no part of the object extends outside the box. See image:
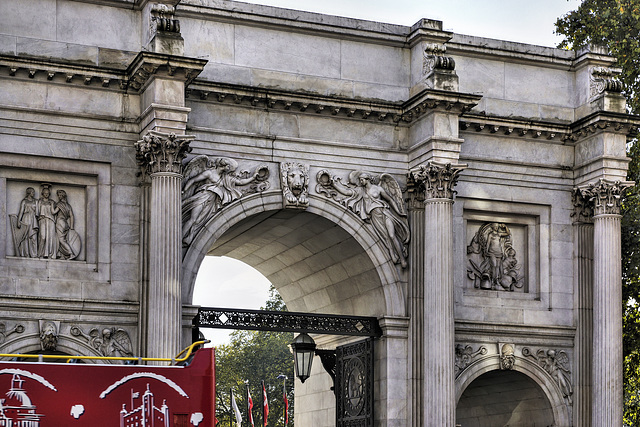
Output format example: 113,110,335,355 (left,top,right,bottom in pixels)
135,131,194,176
454,344,487,378
576,179,631,217
408,162,466,200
